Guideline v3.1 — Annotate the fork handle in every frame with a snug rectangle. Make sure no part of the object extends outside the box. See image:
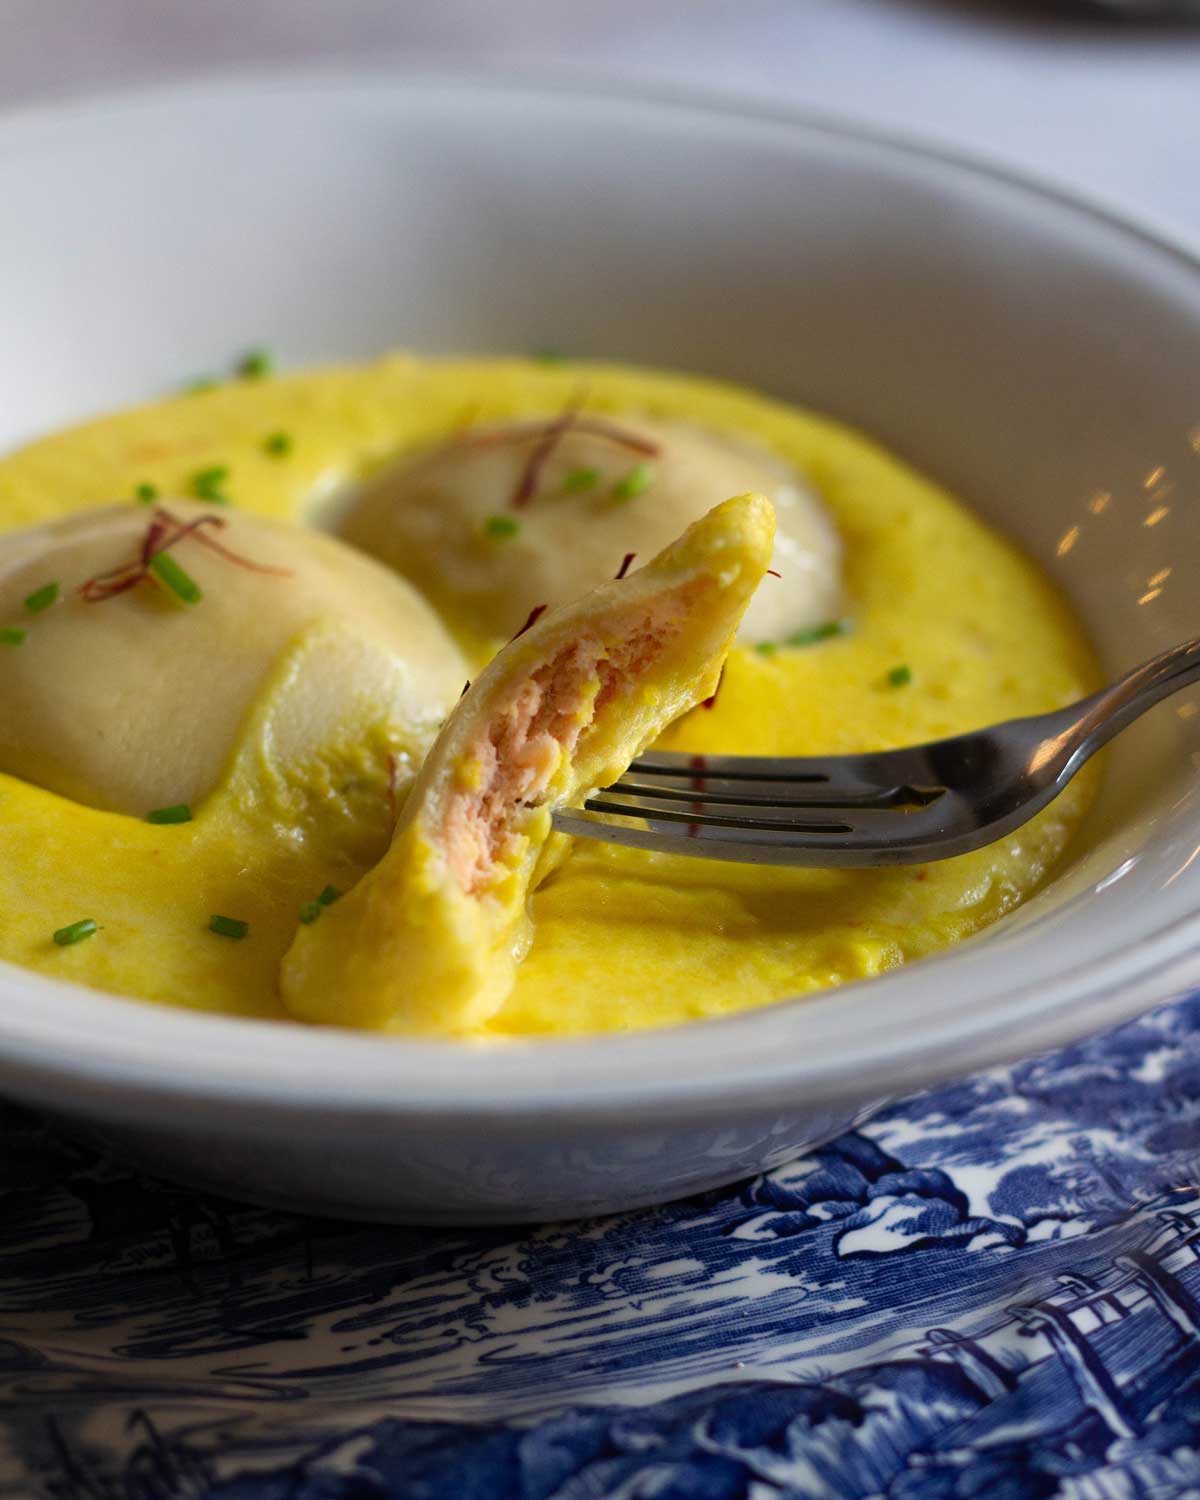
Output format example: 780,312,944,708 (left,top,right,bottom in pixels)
1064,635,1200,766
